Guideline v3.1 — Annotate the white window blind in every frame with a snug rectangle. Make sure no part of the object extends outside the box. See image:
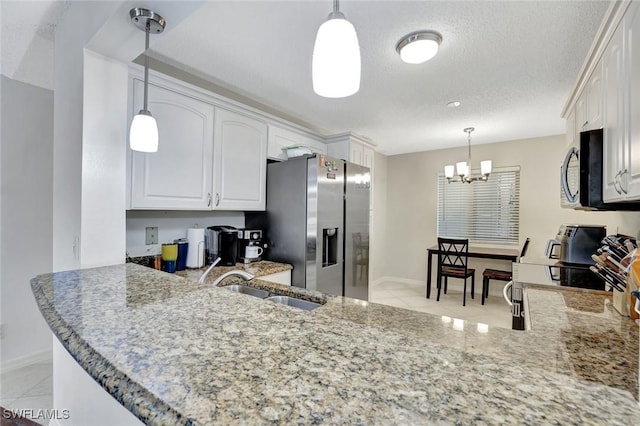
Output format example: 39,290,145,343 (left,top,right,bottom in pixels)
437,167,520,244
